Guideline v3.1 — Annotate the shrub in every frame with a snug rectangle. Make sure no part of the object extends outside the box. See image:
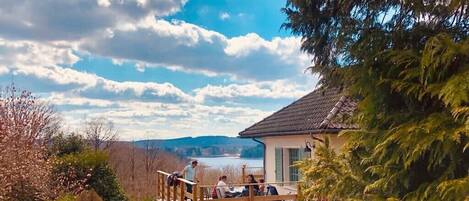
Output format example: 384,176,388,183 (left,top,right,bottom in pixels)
53,151,128,201
49,133,87,157
76,190,103,201
55,194,77,201
0,86,59,200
